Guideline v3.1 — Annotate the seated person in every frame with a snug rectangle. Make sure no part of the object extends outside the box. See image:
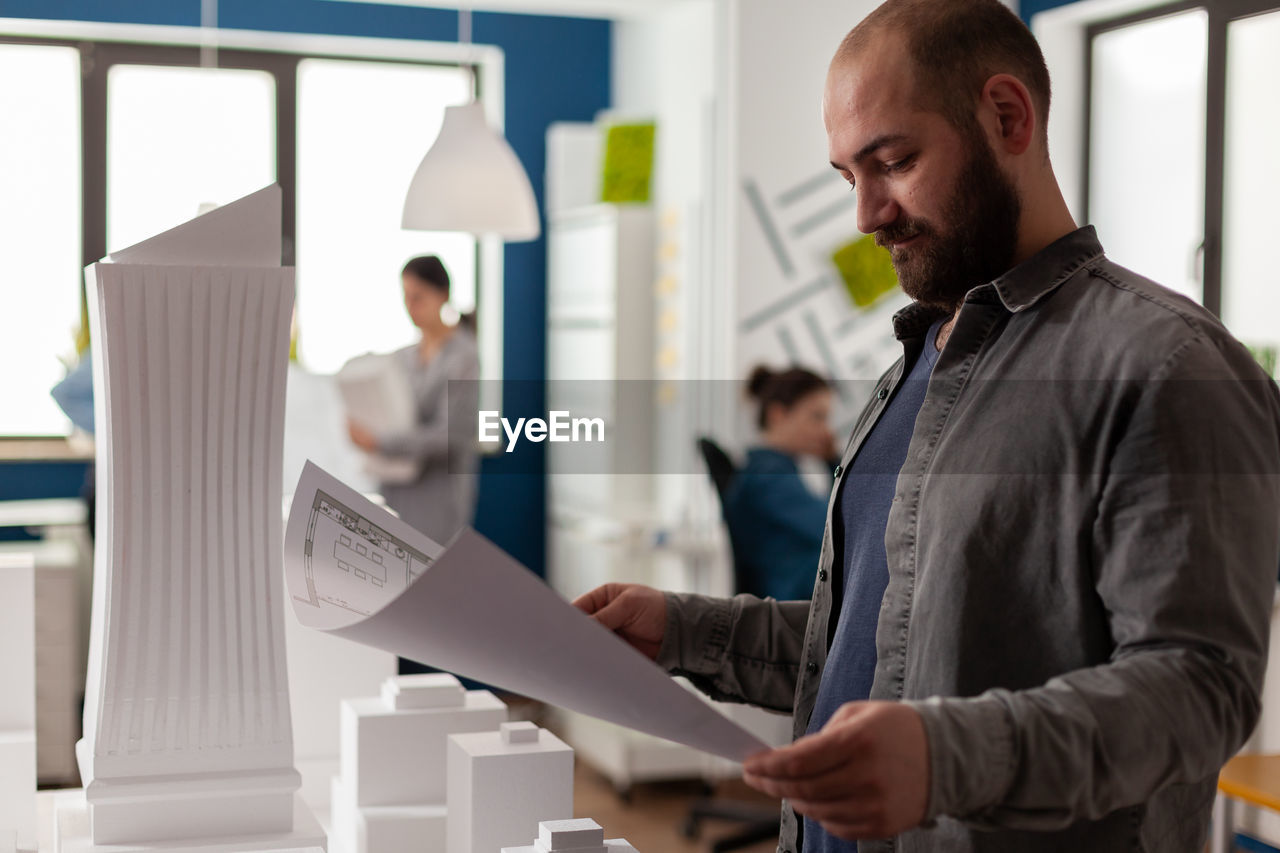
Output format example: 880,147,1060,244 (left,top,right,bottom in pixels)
723,365,836,601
